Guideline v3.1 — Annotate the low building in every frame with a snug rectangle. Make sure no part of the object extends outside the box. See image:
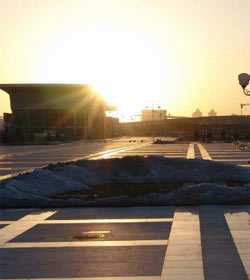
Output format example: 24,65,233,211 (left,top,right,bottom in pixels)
120,115,250,141
104,117,120,138
208,109,217,117
0,84,115,140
